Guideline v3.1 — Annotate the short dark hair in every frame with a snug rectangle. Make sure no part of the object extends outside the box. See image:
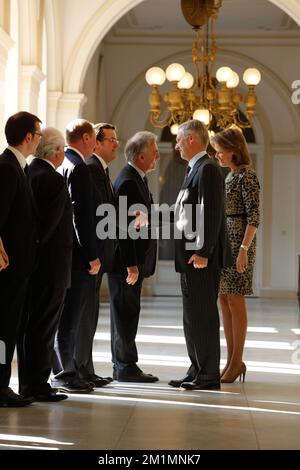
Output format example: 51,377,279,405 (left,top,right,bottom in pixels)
94,123,116,142
5,111,42,146
66,119,94,144
210,125,251,166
